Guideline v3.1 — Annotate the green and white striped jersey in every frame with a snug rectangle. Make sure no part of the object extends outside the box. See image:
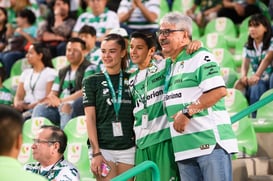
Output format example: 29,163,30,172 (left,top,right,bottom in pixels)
129,59,172,149
0,86,13,105
164,48,238,161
